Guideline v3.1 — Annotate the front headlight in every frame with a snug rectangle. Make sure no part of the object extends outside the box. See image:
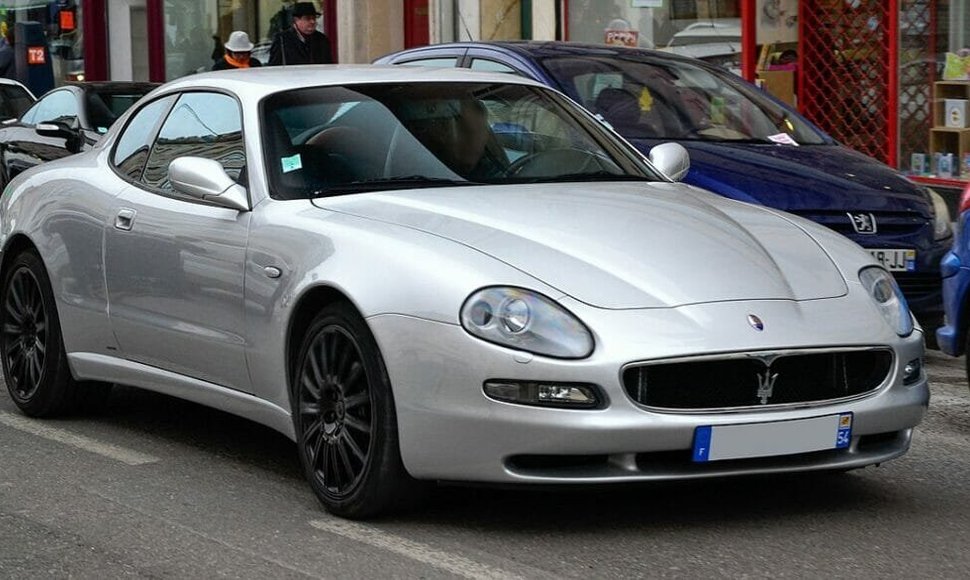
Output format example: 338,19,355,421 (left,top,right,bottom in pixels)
460,287,594,359
859,267,913,336
929,188,953,240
